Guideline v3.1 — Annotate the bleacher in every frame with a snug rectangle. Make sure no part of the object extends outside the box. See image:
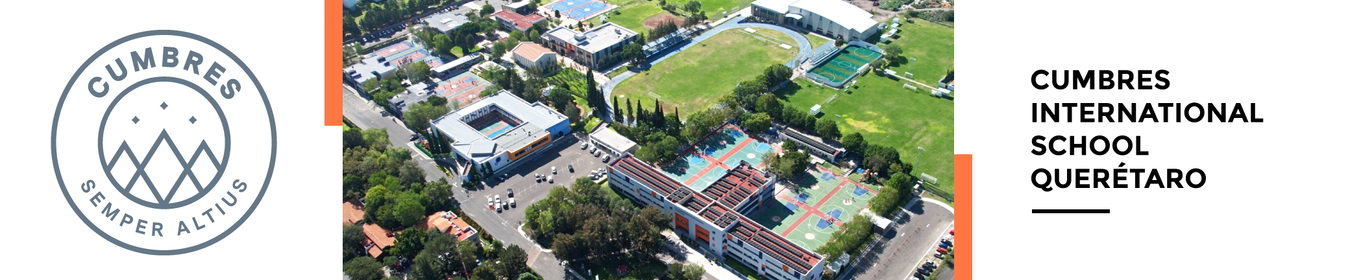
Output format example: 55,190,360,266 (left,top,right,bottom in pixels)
642,28,692,58
783,127,842,161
